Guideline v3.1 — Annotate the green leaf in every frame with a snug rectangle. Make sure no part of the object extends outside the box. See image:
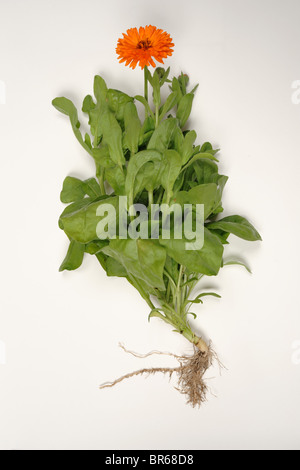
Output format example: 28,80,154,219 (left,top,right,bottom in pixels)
160,150,182,199
181,152,219,173
59,197,96,230
212,175,228,214
84,178,102,198
208,229,230,245
125,149,162,202
194,159,219,184
85,240,109,255
138,116,155,146
189,292,221,304
92,146,115,169
151,70,161,107
159,91,179,121
137,239,166,291
99,108,125,167
134,95,155,121
133,162,159,197
123,102,142,154
181,131,197,165
141,115,155,134
86,76,108,145
178,73,189,95
60,177,101,203
102,239,166,290
197,292,221,298
187,312,197,319
82,94,96,115
159,228,224,276
207,215,262,241
172,183,218,220
190,84,199,94
222,260,252,273
190,298,203,305
59,240,85,272
60,196,118,244
181,276,199,287
82,95,96,139
93,75,108,106
200,142,220,156
147,117,177,152
105,165,126,195
188,184,219,219
148,309,171,323
107,89,133,122
52,97,92,155
173,127,184,153
176,93,194,127
84,133,92,149
172,171,185,195
170,77,183,101
139,130,155,147
164,256,180,285
60,177,87,203
106,257,128,277
95,252,107,271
